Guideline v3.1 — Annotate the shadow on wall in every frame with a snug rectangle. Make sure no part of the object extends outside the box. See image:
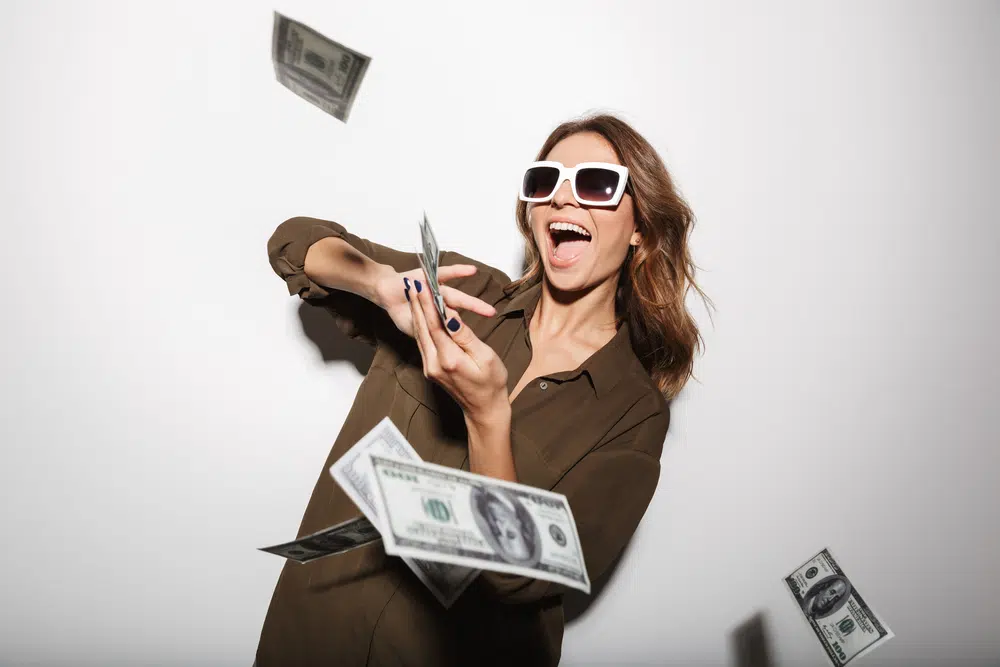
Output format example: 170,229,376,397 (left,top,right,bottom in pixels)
730,611,775,667
565,586,776,665
298,302,374,374
563,537,634,625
